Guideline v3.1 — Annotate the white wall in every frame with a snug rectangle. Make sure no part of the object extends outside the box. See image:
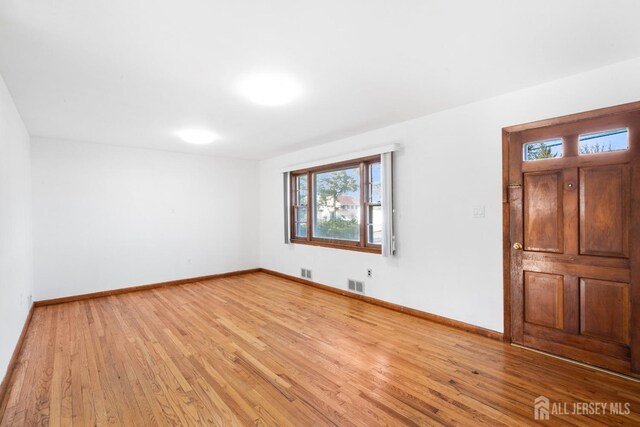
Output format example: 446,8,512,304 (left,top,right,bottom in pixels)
0,75,33,381
32,138,259,300
259,57,640,333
